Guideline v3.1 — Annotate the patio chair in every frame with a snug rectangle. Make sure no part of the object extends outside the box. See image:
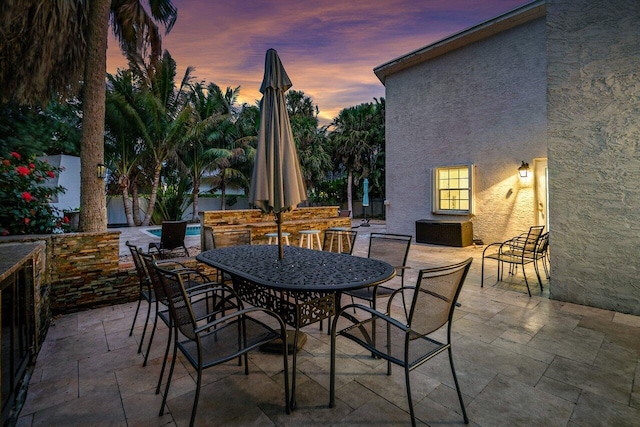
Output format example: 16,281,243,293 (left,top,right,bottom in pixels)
125,241,154,354
481,225,545,296
343,233,412,309
202,226,215,251
330,258,473,427
322,229,357,255
206,228,252,284
148,220,189,258
525,231,550,281
154,263,290,427
139,251,220,370
338,209,351,218
339,233,411,341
